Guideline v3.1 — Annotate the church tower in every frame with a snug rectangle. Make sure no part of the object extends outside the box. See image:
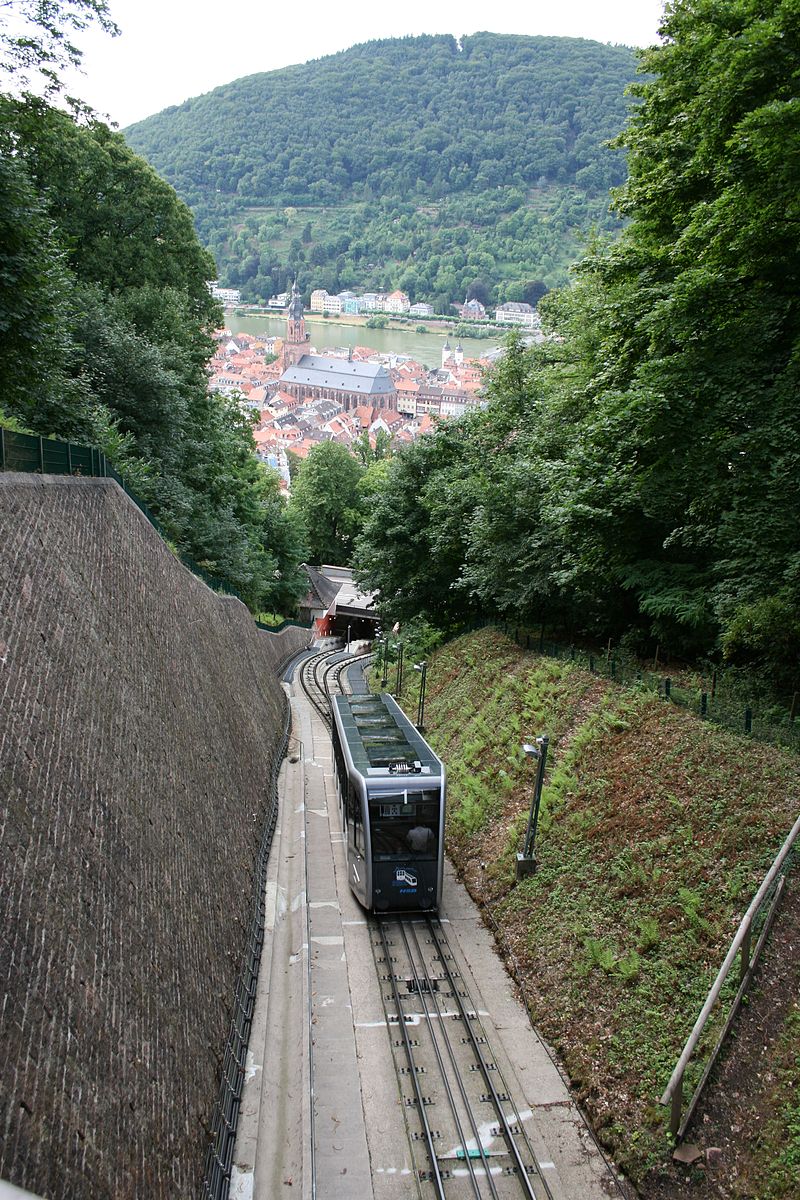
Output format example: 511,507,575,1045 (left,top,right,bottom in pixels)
283,281,309,369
